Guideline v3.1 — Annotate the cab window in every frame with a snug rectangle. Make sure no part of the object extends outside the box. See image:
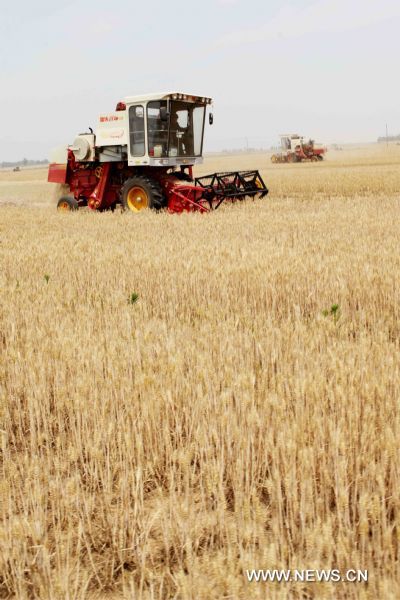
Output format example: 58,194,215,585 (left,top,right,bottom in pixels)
129,105,145,156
